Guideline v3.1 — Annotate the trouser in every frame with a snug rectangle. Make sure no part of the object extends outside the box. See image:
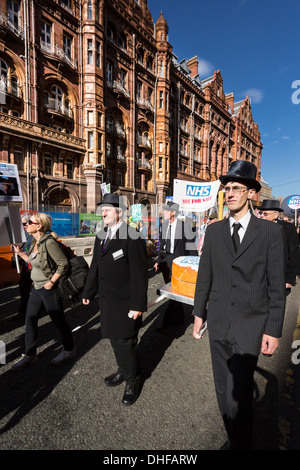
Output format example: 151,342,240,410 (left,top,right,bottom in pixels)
25,286,74,356
18,266,32,314
160,254,184,327
110,336,140,385
209,332,258,450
